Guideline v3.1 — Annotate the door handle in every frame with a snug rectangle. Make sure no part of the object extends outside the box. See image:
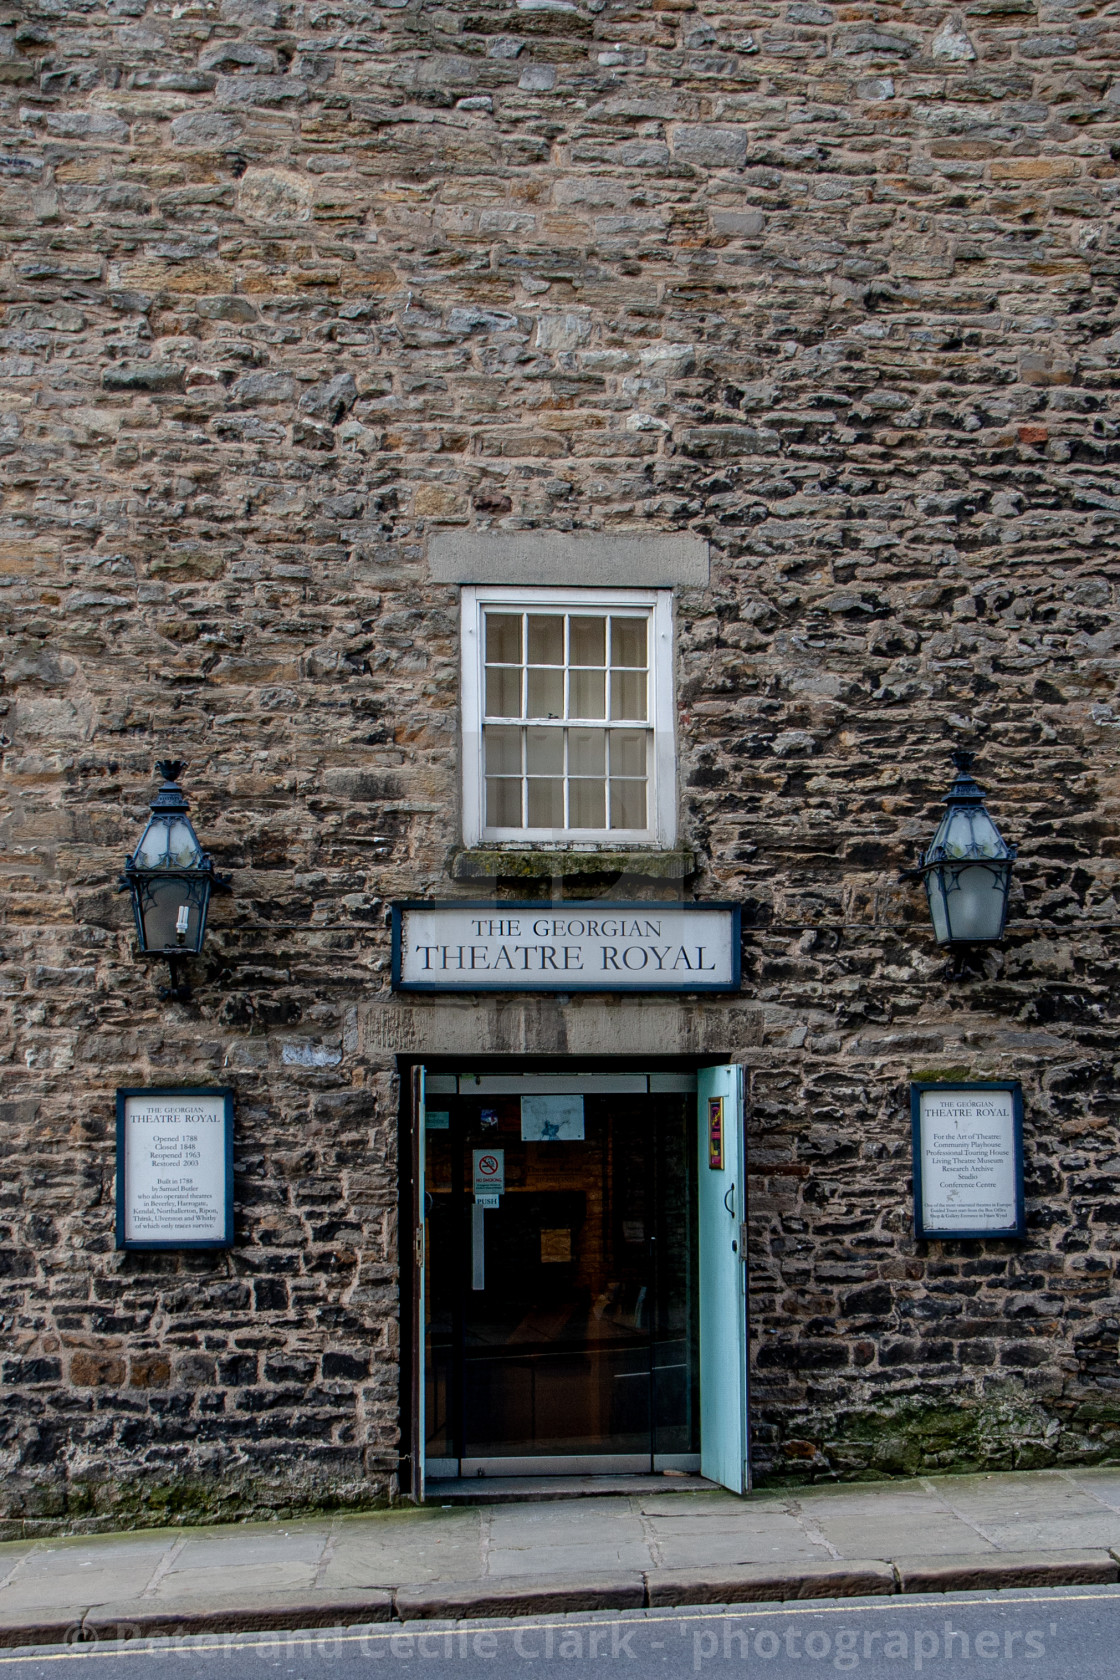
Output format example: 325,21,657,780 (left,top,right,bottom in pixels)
723,1183,735,1216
